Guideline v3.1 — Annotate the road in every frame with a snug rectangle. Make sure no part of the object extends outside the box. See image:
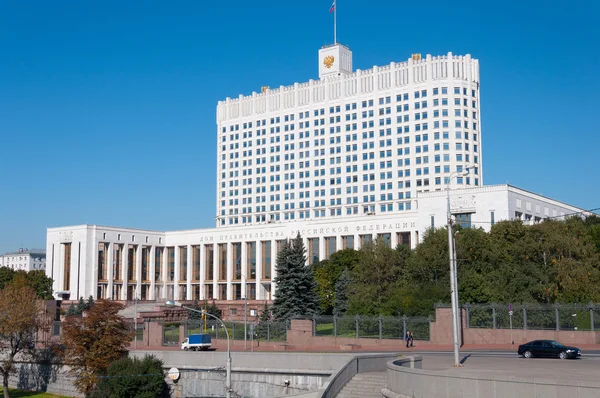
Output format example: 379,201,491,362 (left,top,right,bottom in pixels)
408,349,600,359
